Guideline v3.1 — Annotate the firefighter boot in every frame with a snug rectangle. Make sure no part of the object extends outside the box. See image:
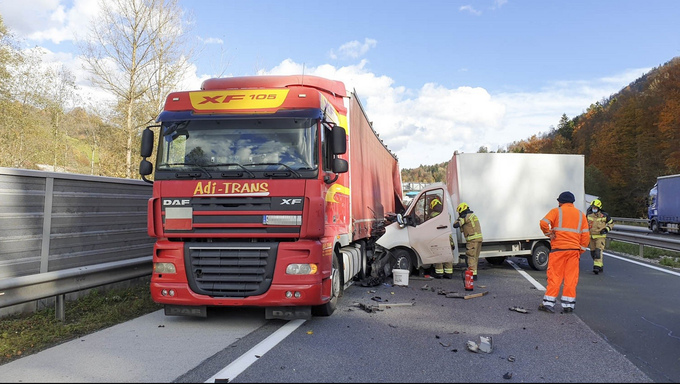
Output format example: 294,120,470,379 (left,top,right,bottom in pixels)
444,274,453,279
593,250,601,274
